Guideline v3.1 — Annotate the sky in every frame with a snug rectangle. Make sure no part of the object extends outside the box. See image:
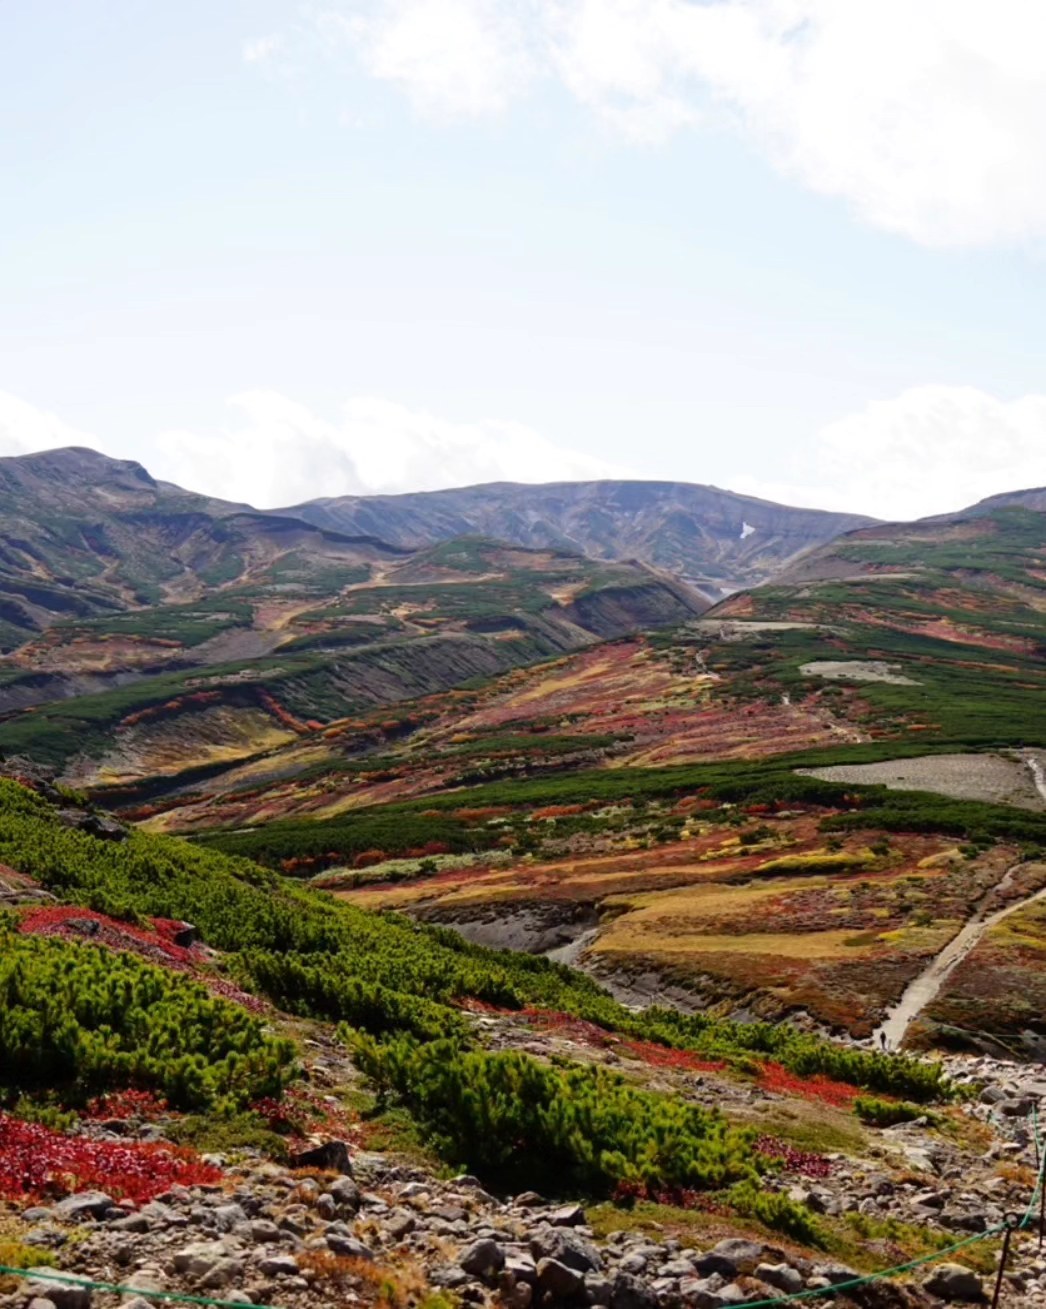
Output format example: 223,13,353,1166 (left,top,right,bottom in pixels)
3,1,1046,521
